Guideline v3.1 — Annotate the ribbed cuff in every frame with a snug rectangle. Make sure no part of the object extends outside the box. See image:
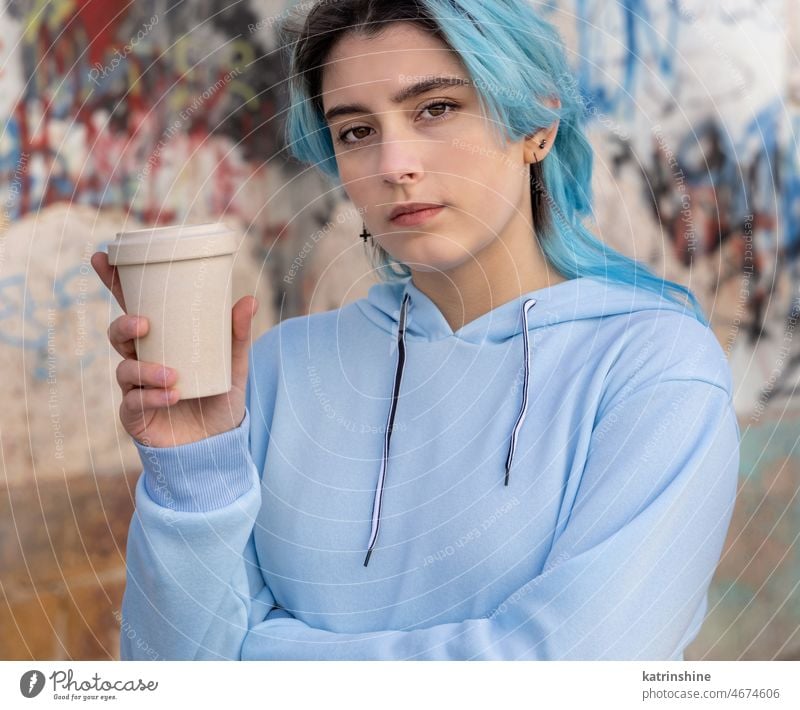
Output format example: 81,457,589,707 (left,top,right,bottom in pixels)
133,408,255,512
